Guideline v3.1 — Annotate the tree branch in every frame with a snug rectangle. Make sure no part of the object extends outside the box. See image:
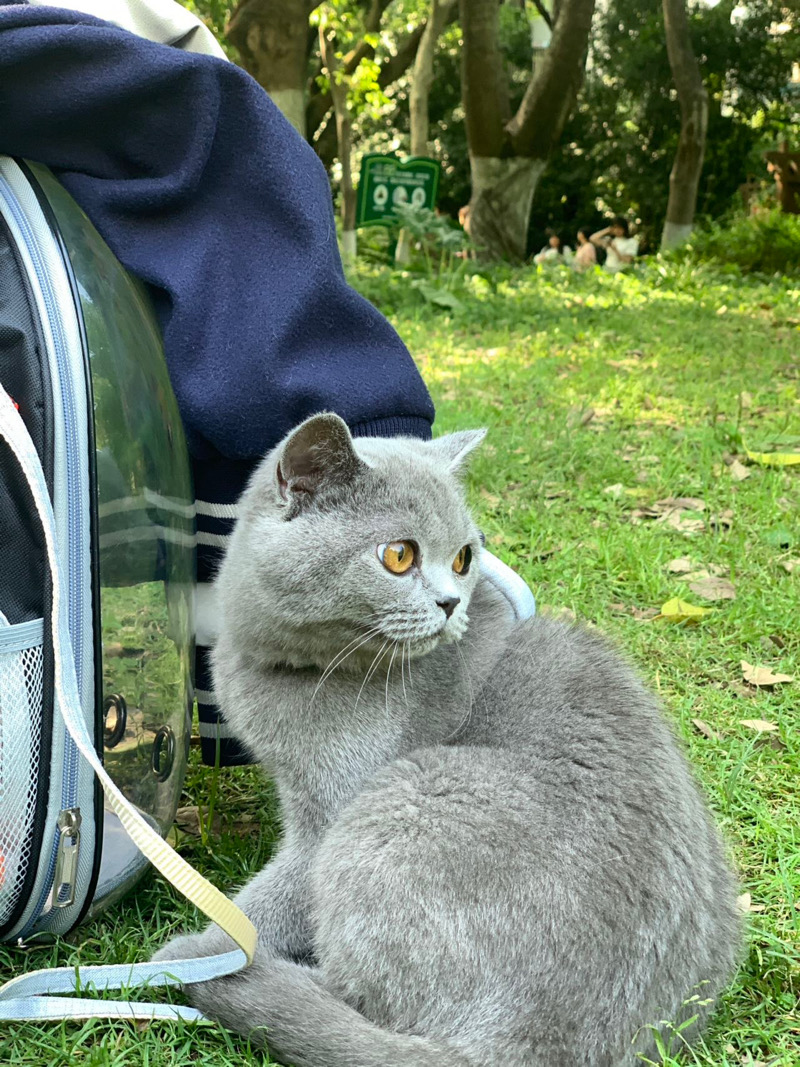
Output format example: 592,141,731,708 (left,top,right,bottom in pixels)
530,0,553,31
306,0,394,138
308,17,432,147
506,0,595,159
